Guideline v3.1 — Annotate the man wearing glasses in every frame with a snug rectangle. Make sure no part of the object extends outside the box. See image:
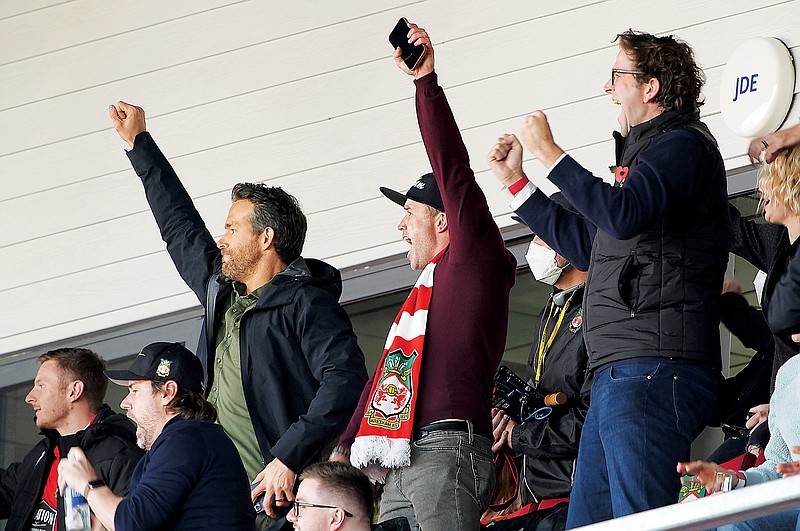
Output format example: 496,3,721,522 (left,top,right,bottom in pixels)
287,461,411,531
488,31,729,527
